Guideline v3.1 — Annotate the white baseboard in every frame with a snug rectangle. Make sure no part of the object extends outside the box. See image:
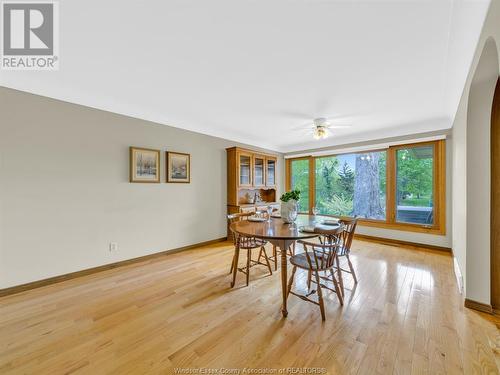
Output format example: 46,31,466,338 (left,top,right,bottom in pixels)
453,256,464,294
